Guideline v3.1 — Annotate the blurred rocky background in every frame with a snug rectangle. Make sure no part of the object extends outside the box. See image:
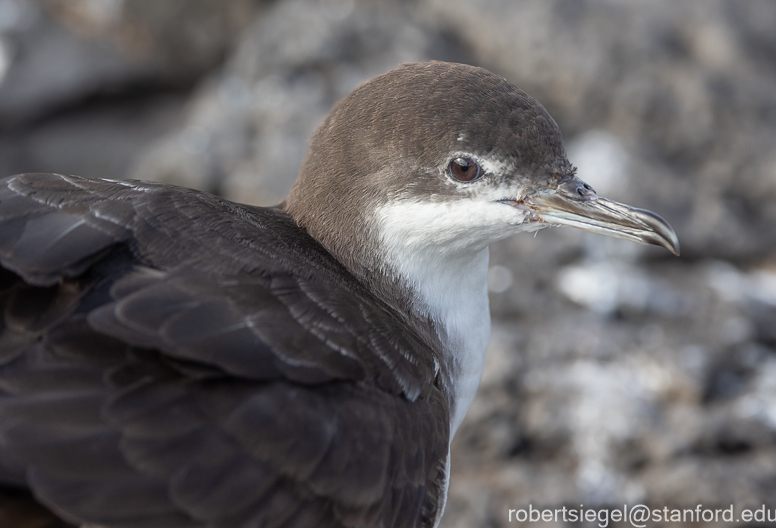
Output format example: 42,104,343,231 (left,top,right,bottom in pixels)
1,0,775,526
